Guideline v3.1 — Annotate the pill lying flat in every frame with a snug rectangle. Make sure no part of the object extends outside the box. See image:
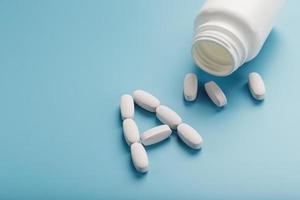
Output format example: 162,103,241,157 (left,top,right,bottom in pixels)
131,143,149,173
248,72,266,100
141,125,172,146
184,73,198,101
120,94,134,120
123,119,140,146
204,81,227,107
177,123,203,150
156,105,182,129
133,90,160,112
